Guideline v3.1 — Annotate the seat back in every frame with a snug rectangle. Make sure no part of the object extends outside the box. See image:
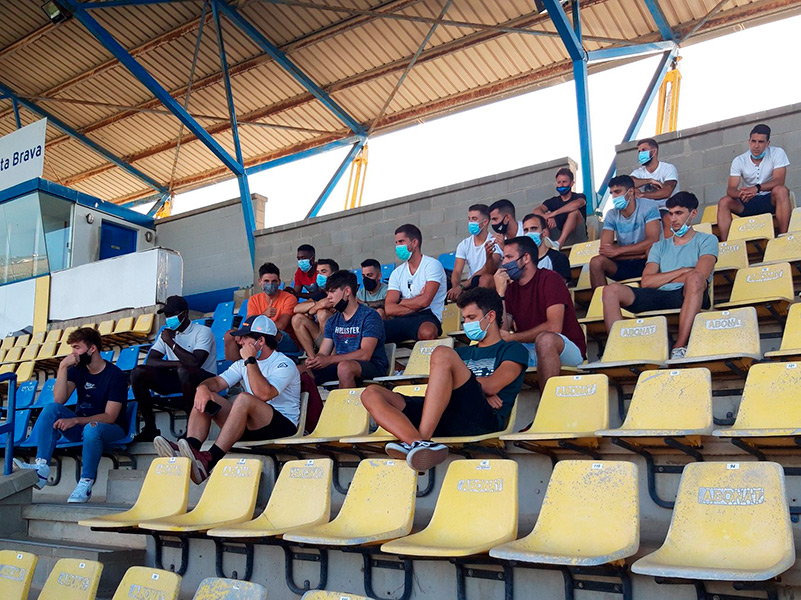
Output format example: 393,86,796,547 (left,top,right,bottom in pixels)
44,329,62,344
31,332,46,345
715,241,749,272
574,264,591,290
438,251,457,272
3,347,22,363
694,222,713,235
0,549,37,600
15,380,39,409
568,240,600,268
656,462,793,575
530,374,609,434
301,593,370,600
776,303,801,352
788,207,801,234
129,457,191,519
36,341,58,361
684,307,761,359
262,459,332,531
581,287,635,322
133,313,155,335
98,320,115,336
115,346,142,372
531,460,638,561
113,317,134,334
763,233,801,264
728,213,775,242
0,337,13,351
15,362,35,383
600,317,668,364
188,458,262,523
38,558,103,600
308,389,369,438
14,335,29,348
111,566,181,600
403,338,455,376
700,204,717,224
237,300,249,318
34,379,56,408
728,262,794,305
730,362,801,429
19,344,40,362
381,263,395,282
621,369,712,432
212,301,236,323
440,304,461,336
192,578,266,600
384,343,397,376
